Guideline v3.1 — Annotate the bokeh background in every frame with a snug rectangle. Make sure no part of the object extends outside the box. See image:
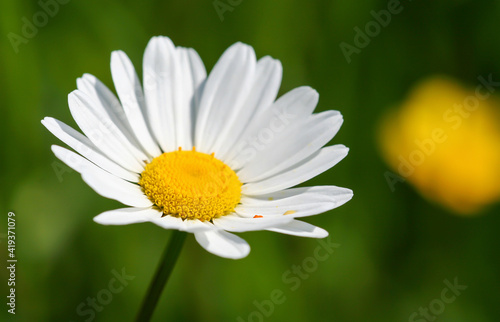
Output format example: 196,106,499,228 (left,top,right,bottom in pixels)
2,0,500,321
